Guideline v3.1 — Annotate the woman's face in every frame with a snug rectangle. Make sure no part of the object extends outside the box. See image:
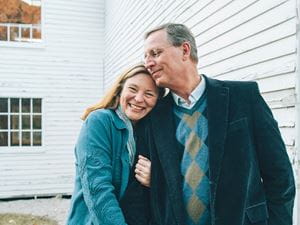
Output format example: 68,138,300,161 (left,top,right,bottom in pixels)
120,73,159,123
